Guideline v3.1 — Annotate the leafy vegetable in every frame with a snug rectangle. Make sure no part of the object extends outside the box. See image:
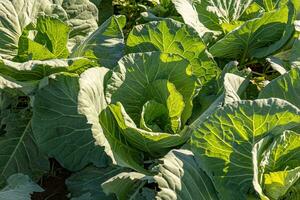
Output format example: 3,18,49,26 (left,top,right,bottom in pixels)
0,93,48,187
210,3,295,62
67,165,124,199
173,0,253,33
190,98,300,199
0,174,43,200
259,67,300,108
32,68,110,171
253,131,300,200
0,0,98,59
0,0,299,199
16,16,70,62
126,18,220,84
71,15,126,68
103,149,219,200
